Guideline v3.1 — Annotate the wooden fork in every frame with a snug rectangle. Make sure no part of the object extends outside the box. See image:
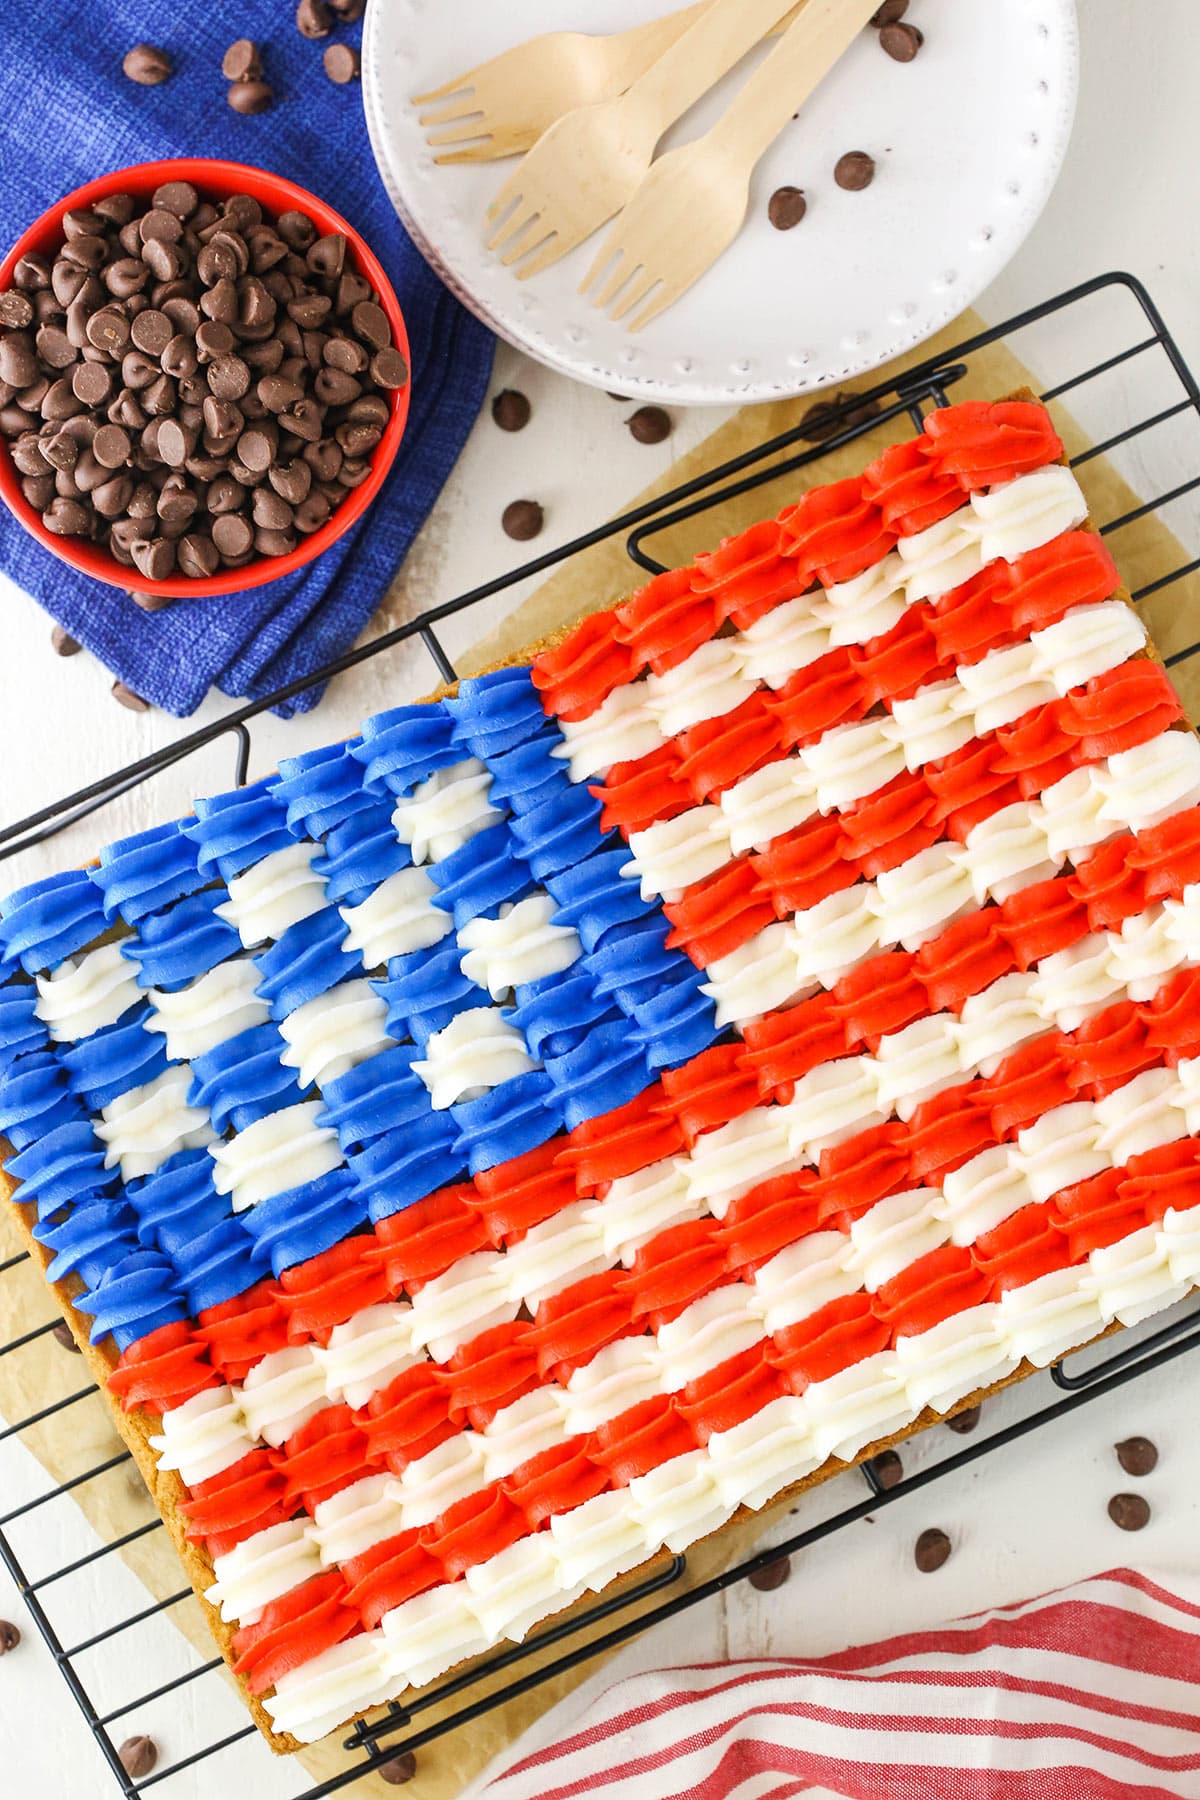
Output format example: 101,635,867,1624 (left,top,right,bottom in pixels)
484,0,800,280
414,3,804,164
582,0,881,330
